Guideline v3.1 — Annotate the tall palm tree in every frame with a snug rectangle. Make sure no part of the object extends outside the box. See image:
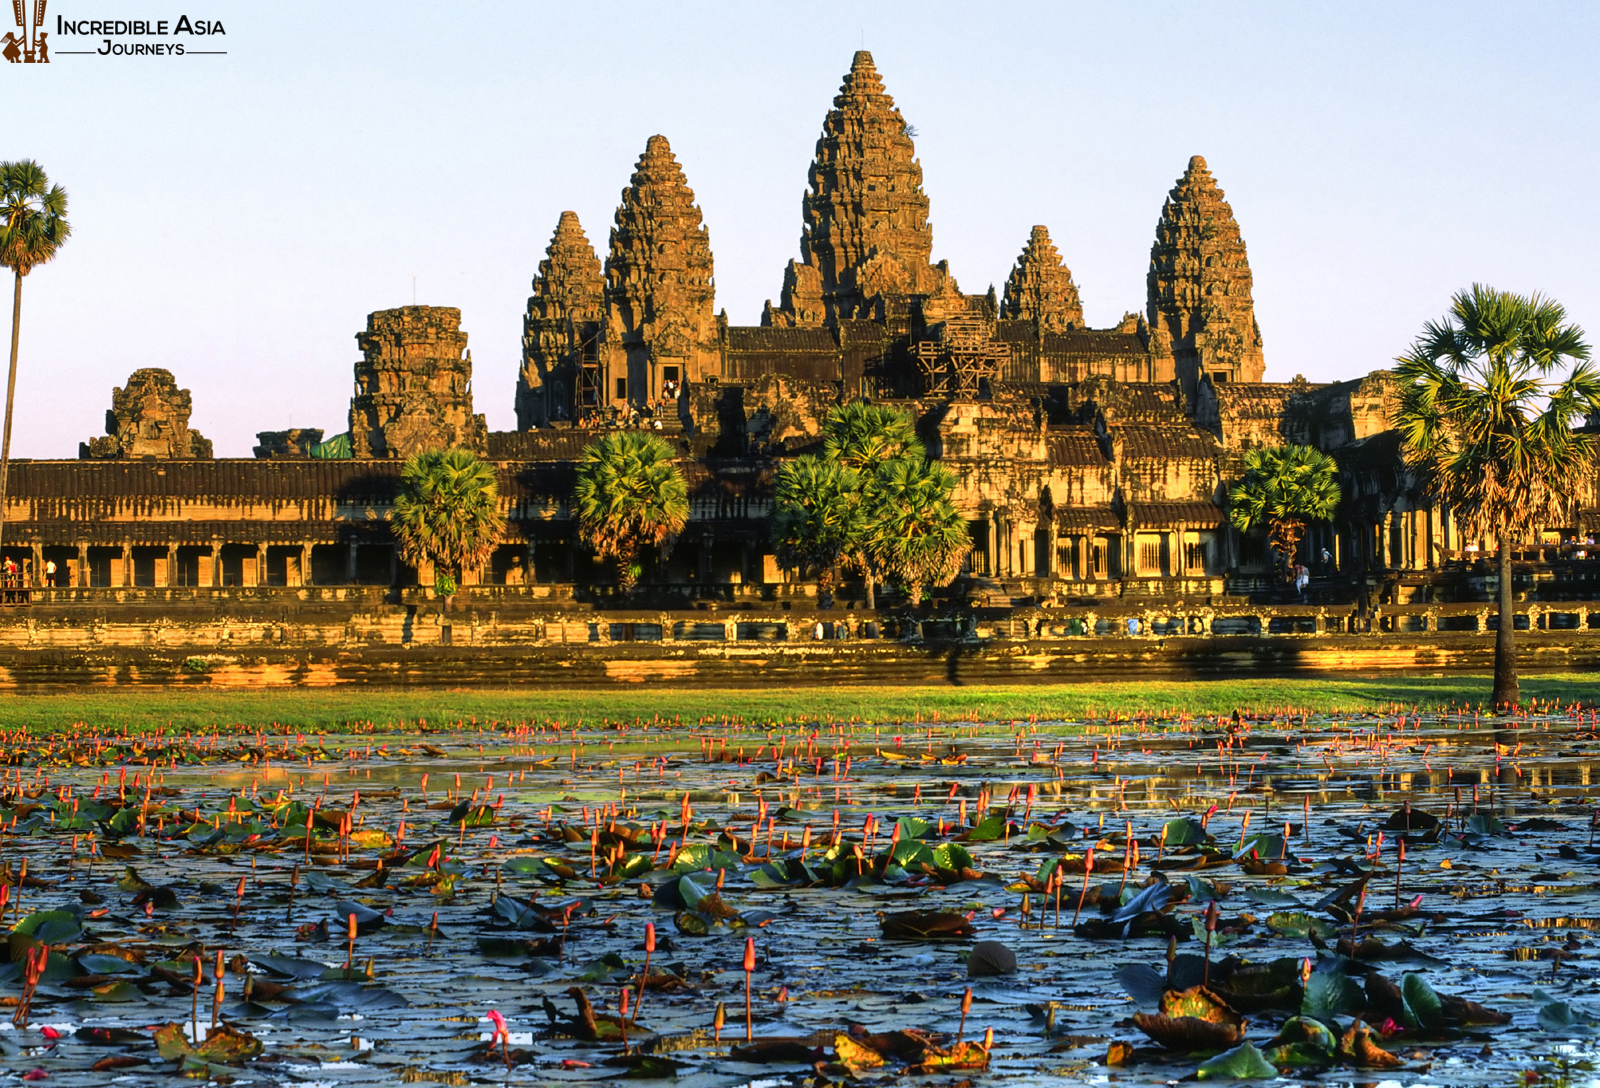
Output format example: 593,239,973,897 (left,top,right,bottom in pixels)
1227,444,1342,576
573,431,688,591
821,400,926,608
0,161,70,574
770,454,865,604
1395,284,1598,708
867,457,969,606
391,448,507,604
